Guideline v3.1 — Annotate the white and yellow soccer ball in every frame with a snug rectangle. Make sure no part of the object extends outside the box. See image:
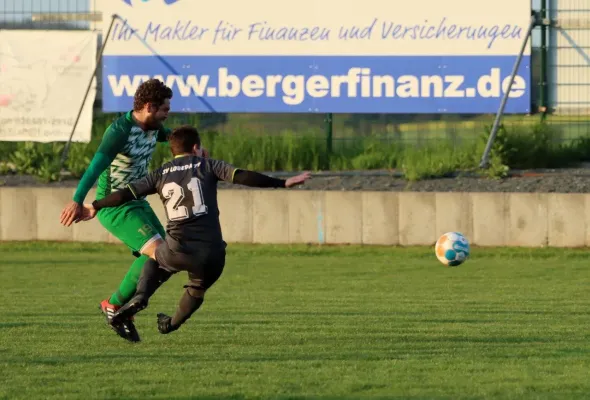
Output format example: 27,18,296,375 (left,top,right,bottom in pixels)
435,232,470,266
